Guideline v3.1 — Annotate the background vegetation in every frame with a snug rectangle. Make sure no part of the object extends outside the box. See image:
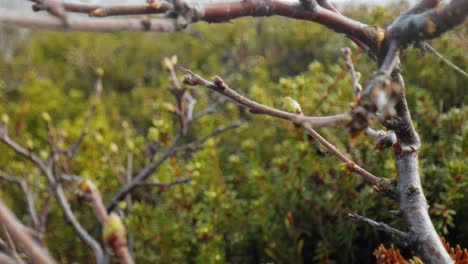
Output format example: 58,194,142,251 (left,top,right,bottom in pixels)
0,2,466,263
